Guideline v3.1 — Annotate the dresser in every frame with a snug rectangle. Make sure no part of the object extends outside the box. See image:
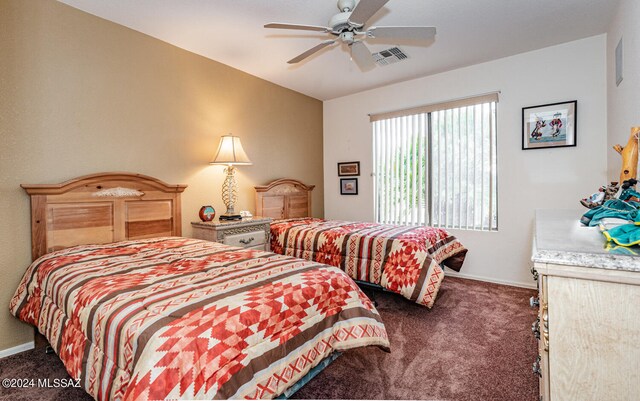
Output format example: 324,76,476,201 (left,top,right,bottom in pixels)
531,210,640,401
191,217,272,251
